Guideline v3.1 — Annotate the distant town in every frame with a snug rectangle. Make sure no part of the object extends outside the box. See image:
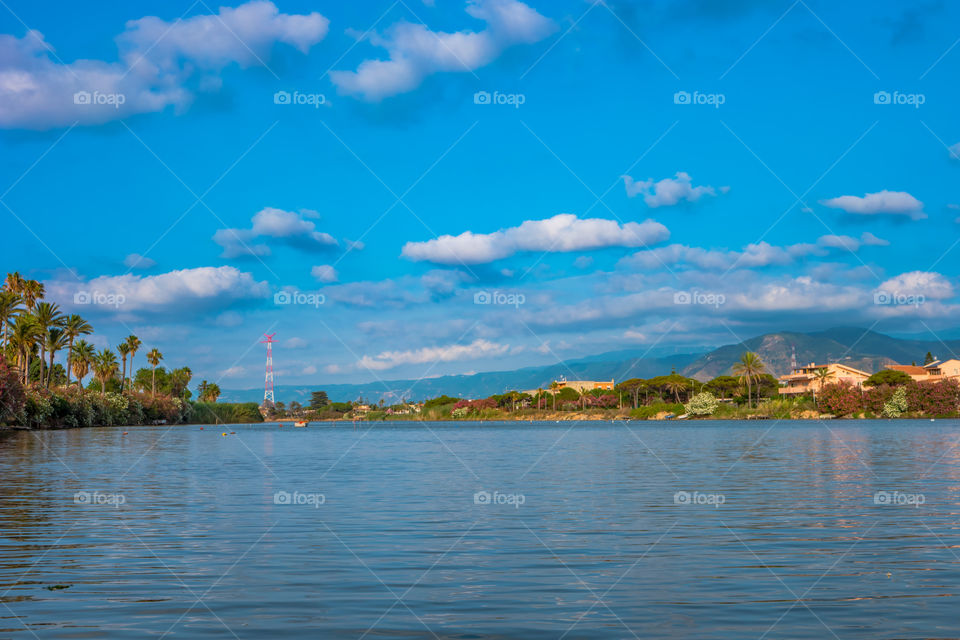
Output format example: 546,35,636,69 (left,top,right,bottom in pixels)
262,352,960,422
